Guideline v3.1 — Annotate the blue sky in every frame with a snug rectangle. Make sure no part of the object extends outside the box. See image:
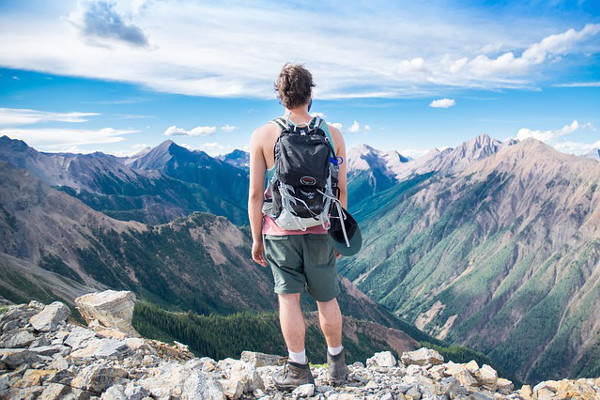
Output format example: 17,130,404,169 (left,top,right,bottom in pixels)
0,0,598,158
